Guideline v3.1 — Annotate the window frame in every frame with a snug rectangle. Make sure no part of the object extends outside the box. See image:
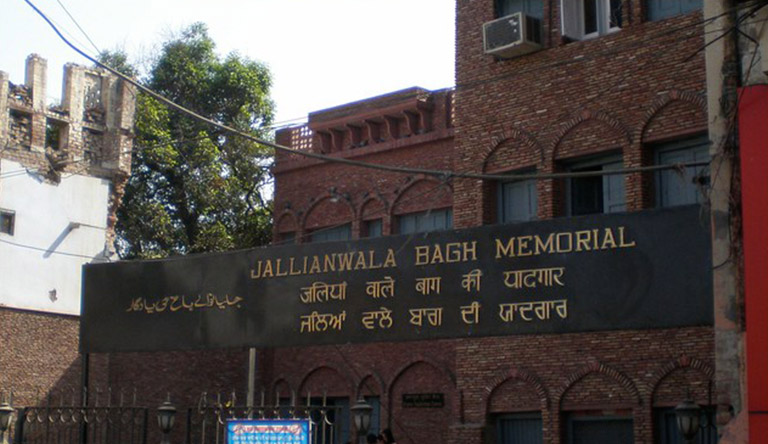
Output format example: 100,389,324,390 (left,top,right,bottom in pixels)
565,413,634,444
362,218,383,238
493,411,544,444
562,0,622,41
397,208,453,235
0,209,15,236
654,135,710,208
496,0,544,20
646,0,703,22
497,172,538,224
565,154,626,216
307,223,352,243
